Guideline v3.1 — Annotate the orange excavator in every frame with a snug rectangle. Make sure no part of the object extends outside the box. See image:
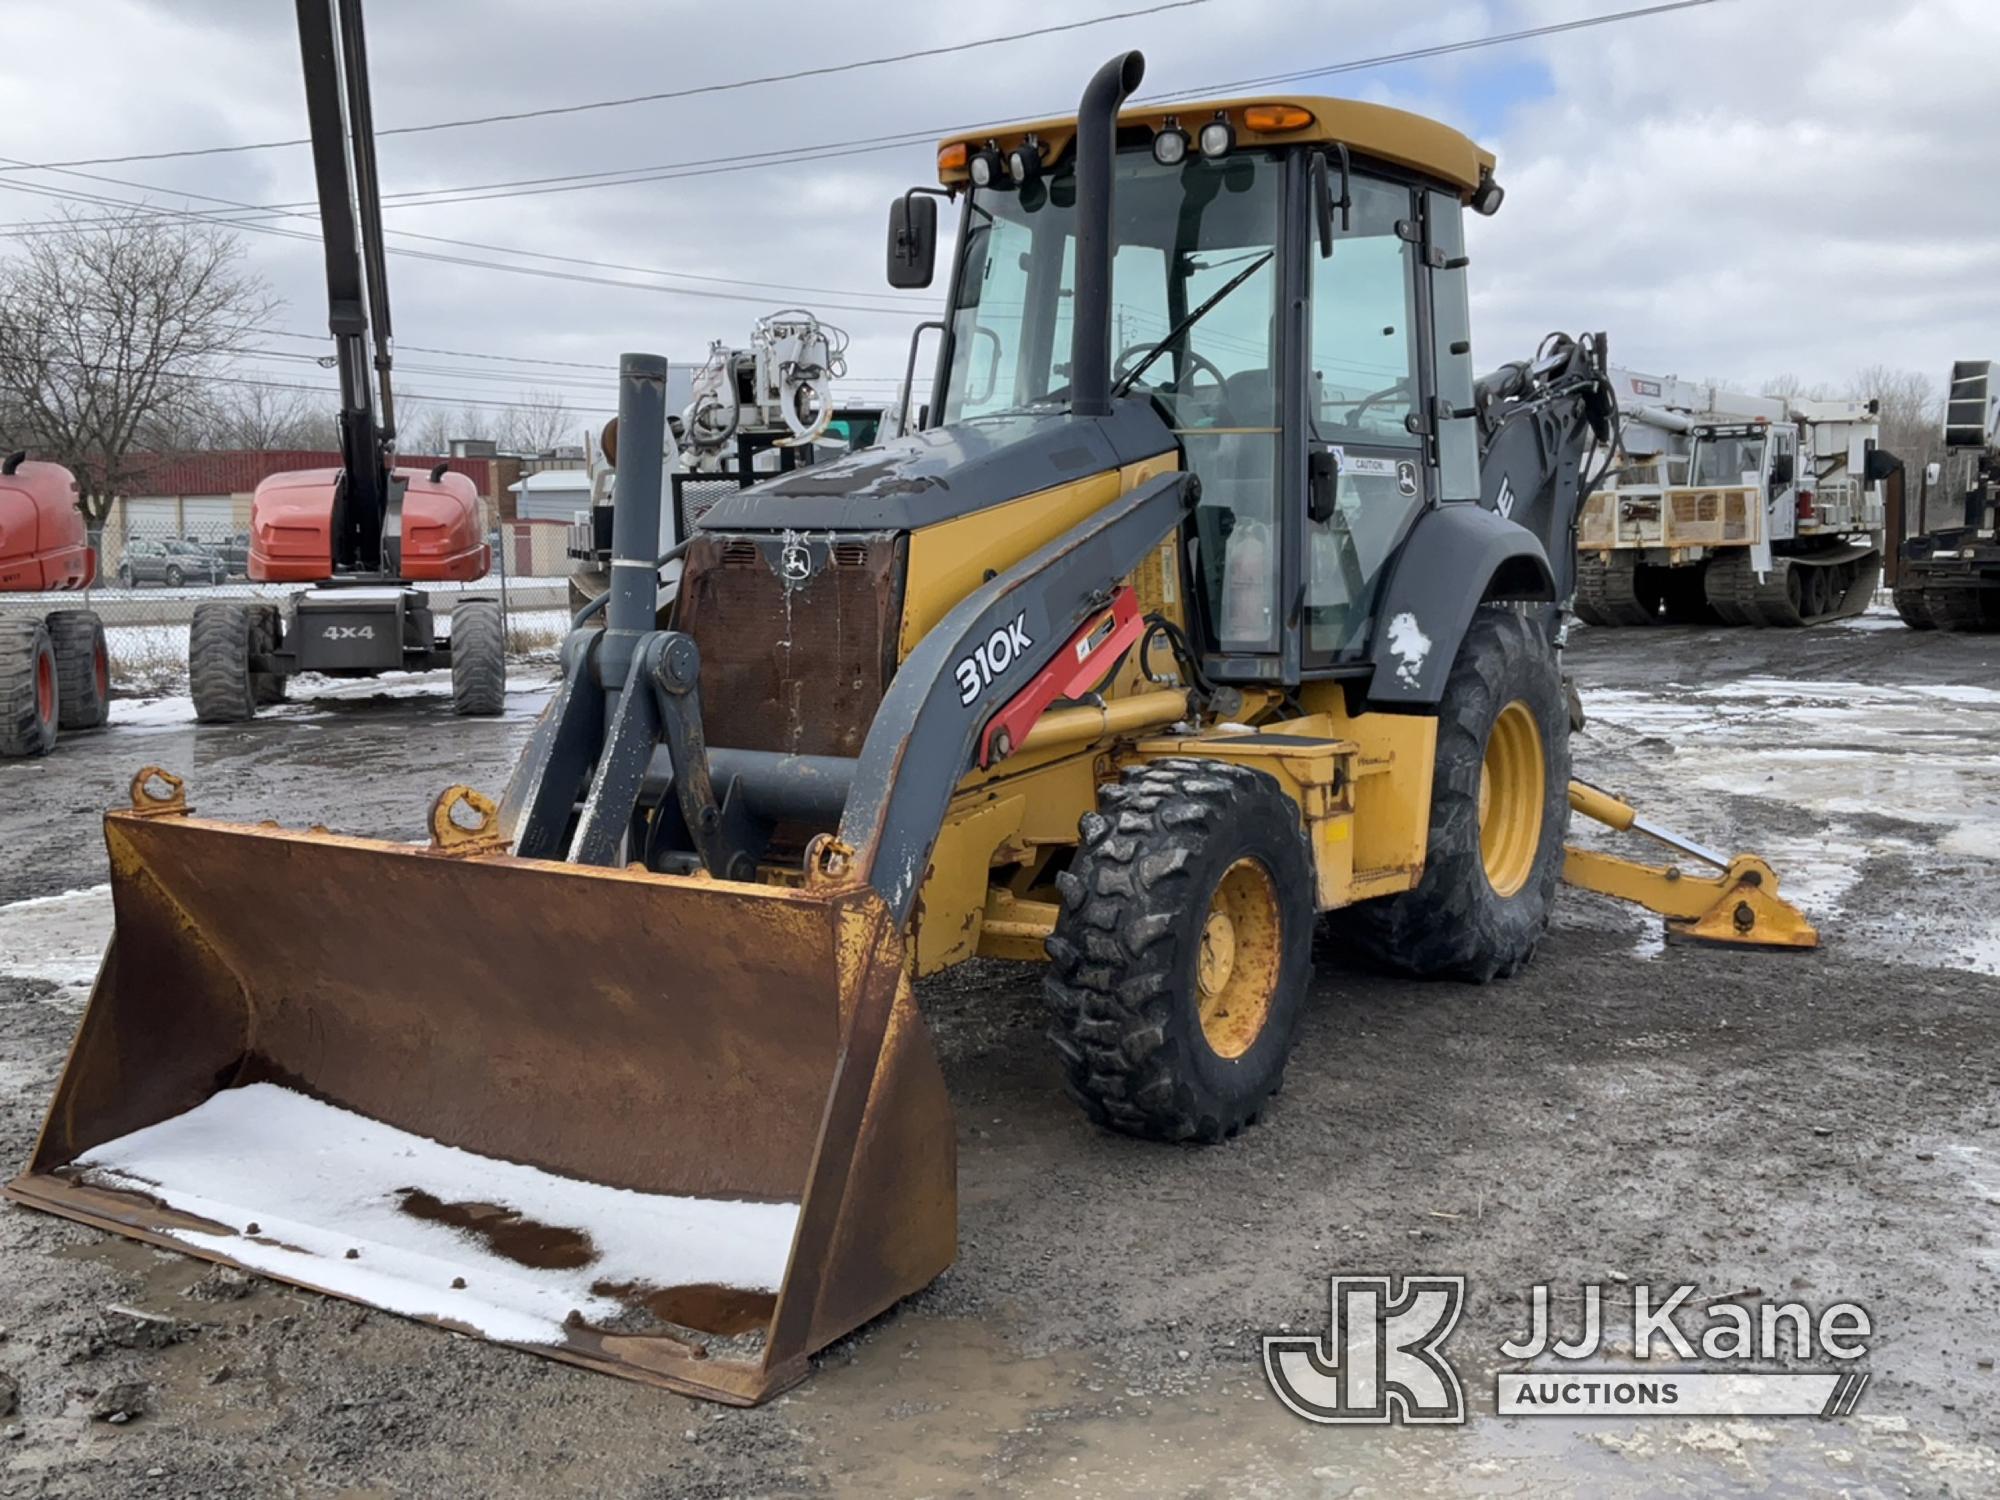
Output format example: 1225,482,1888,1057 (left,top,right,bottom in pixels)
186,0,499,724
0,453,109,756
